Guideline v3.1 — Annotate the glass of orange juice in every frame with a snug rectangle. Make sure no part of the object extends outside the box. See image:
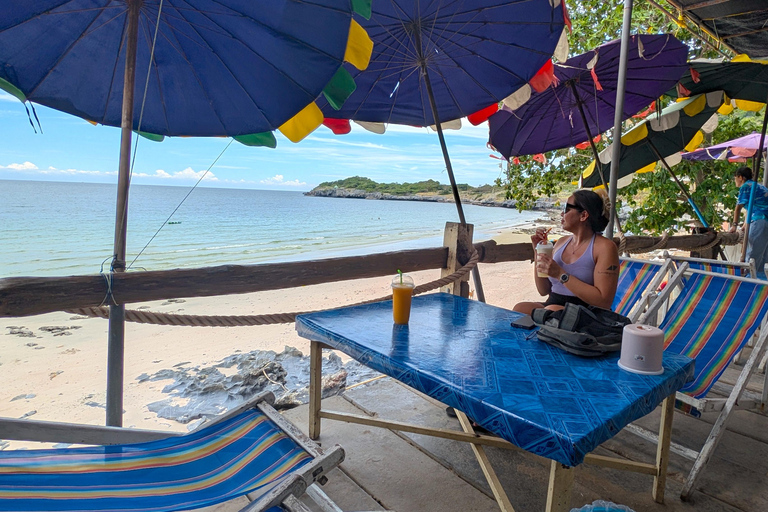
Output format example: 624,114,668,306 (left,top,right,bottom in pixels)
391,273,415,325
